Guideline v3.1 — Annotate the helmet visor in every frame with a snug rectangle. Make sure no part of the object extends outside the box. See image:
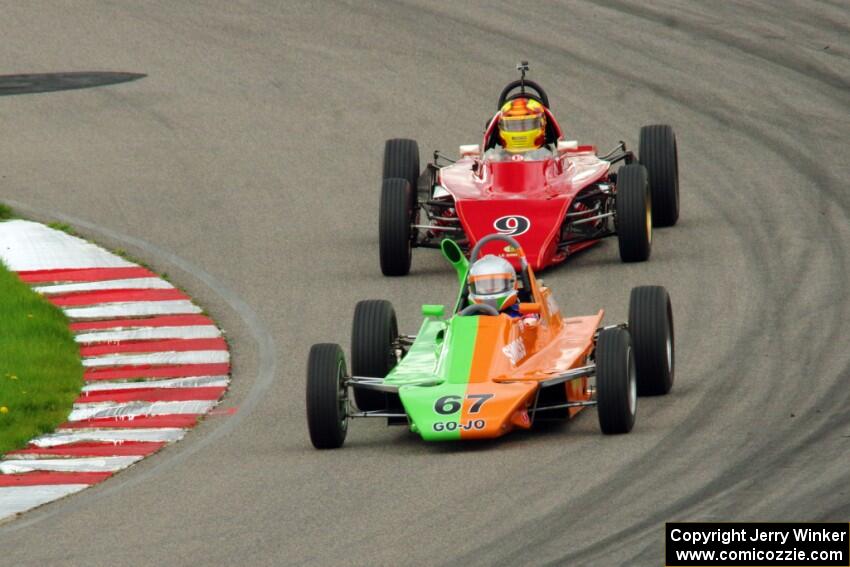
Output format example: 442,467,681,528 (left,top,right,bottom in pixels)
500,116,543,132
470,274,514,295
